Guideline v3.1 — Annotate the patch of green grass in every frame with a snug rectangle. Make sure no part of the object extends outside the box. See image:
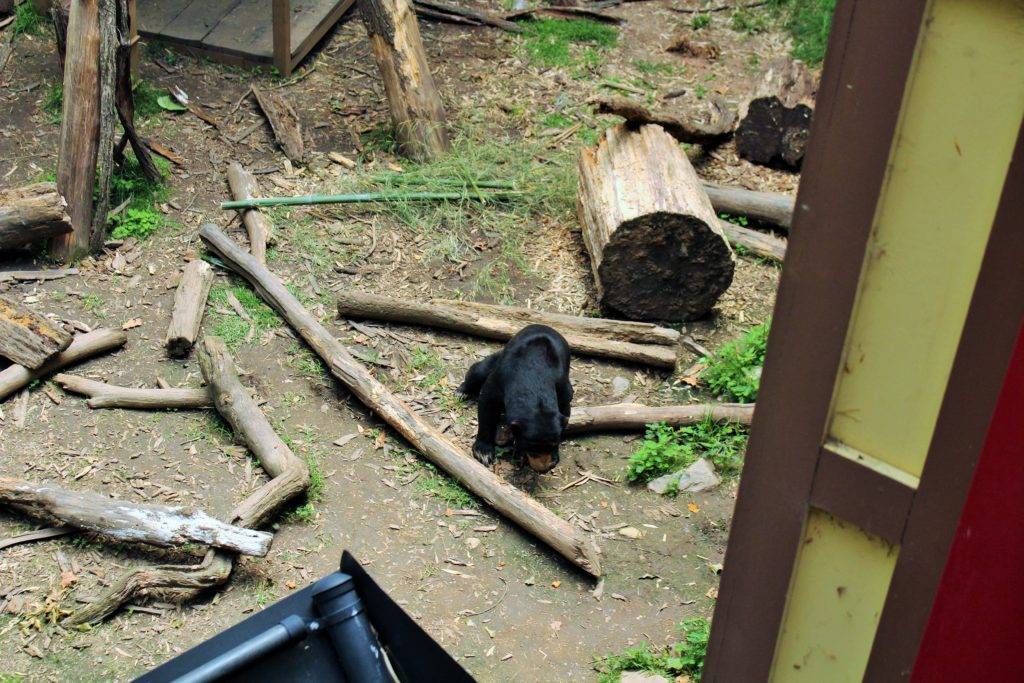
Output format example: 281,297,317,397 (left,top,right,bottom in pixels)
12,1,48,37
731,7,770,34
690,13,711,30
41,81,63,123
105,152,172,241
595,618,711,682
625,417,749,483
207,285,280,349
633,59,679,76
81,293,104,316
132,81,166,121
361,125,397,155
409,346,445,387
693,83,708,99
769,0,836,65
287,344,328,385
539,112,575,129
415,464,476,508
701,321,770,402
521,19,618,69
